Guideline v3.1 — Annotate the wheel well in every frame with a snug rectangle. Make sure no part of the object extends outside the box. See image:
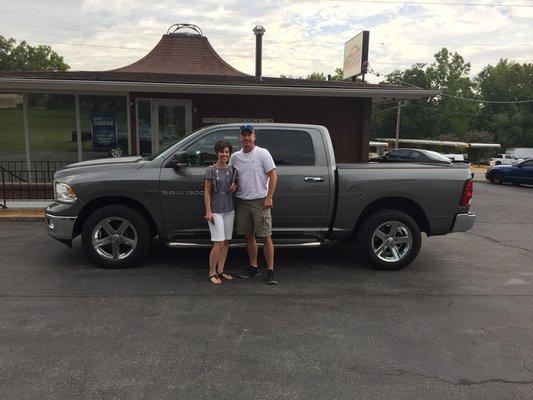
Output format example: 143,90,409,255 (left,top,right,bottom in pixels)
352,197,430,237
73,196,158,237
